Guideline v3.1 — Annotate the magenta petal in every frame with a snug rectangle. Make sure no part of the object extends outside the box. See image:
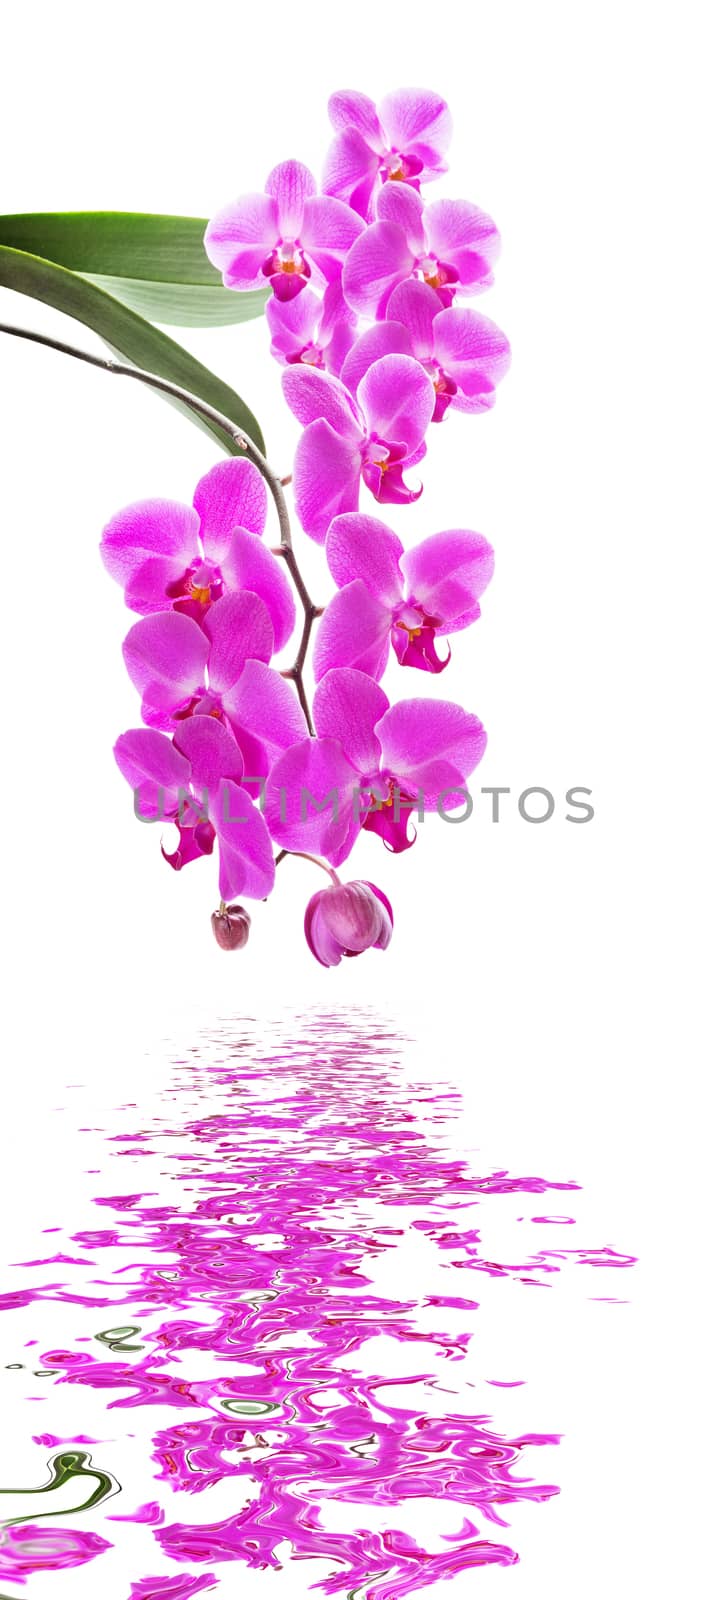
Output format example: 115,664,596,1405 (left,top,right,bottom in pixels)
204,194,278,287
313,666,388,773
123,555,190,616
193,458,267,560
172,714,245,793
401,528,495,622
328,91,384,146
386,279,440,360
205,590,274,691
425,199,501,288
114,728,190,818
292,419,360,543
266,288,321,362
161,819,215,872
342,221,415,318
265,159,315,235
379,89,452,163
322,129,380,219
122,611,208,722
222,528,295,652
313,581,391,682
222,660,307,767
377,697,488,805
264,737,359,864
101,500,199,590
210,782,275,901
281,366,361,436
326,512,404,605
376,181,426,252
340,319,411,395
301,194,364,282
433,306,511,406
357,354,435,456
